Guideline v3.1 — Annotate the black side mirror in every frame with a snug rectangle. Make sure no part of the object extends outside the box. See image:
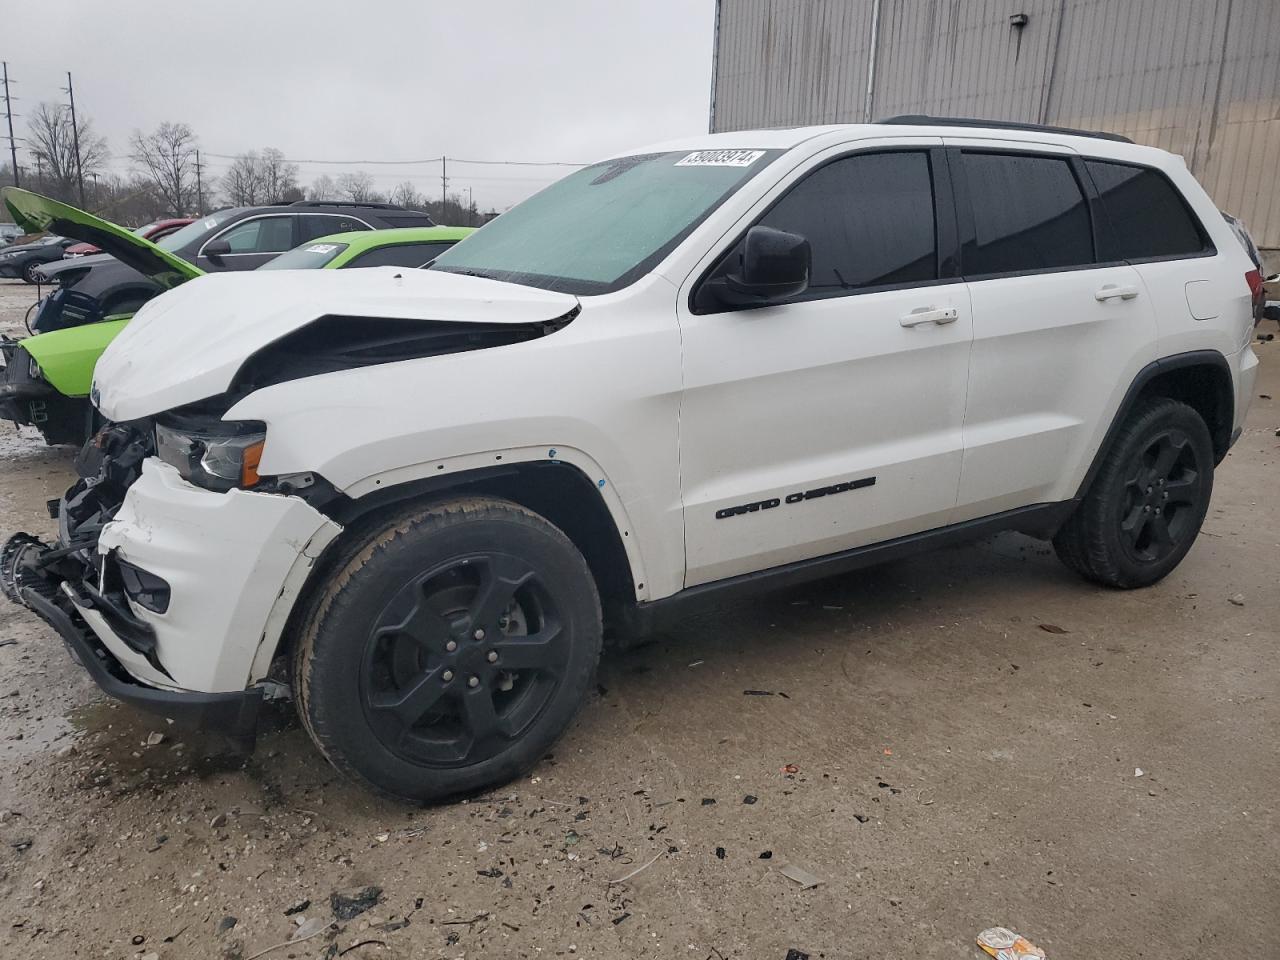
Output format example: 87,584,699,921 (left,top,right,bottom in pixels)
714,225,810,307
204,239,231,259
